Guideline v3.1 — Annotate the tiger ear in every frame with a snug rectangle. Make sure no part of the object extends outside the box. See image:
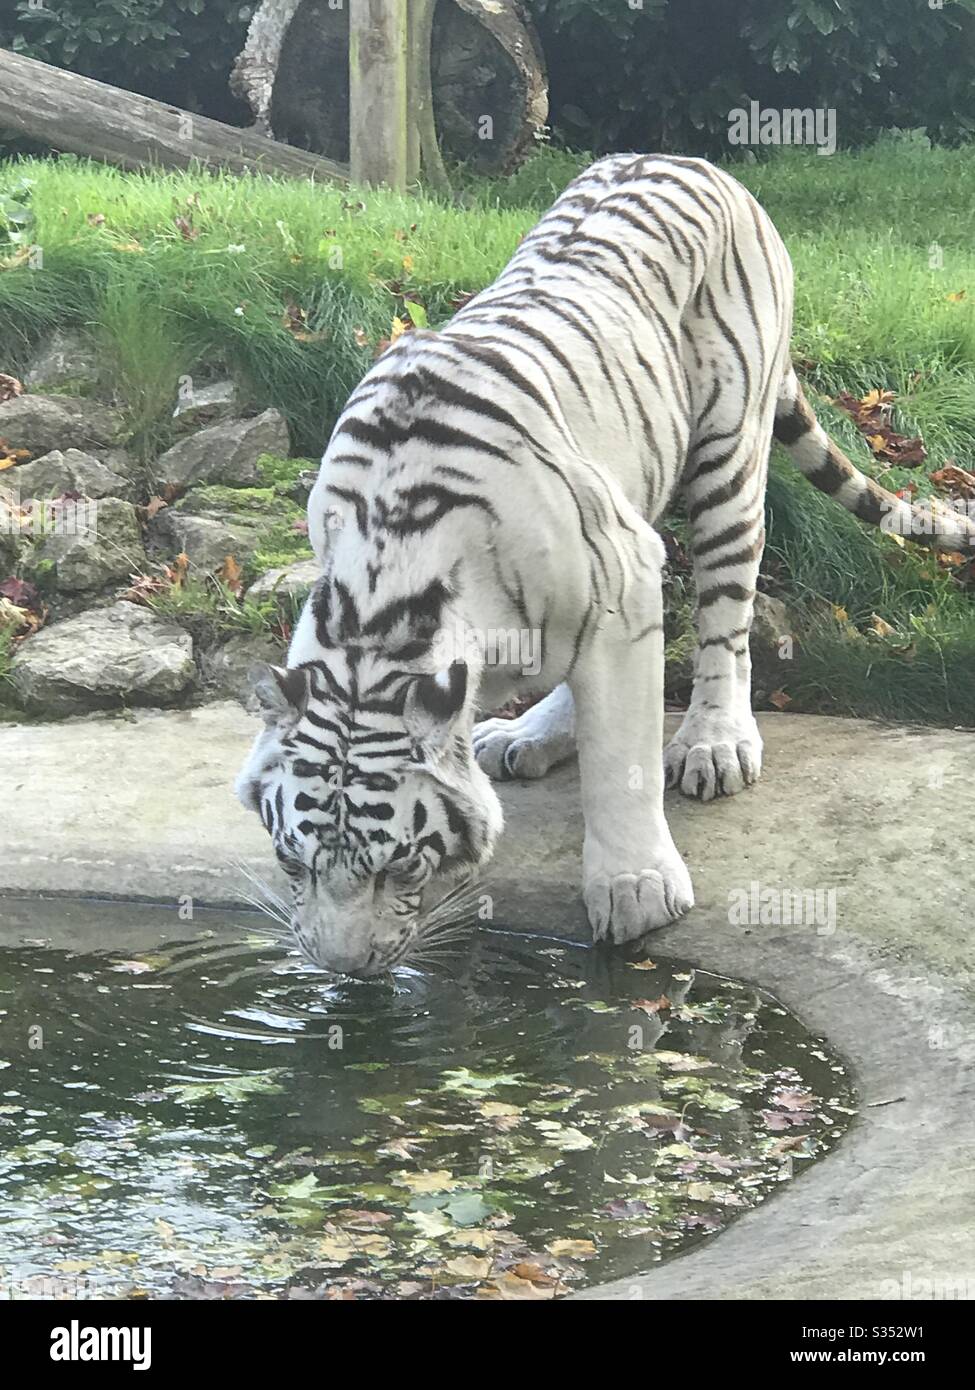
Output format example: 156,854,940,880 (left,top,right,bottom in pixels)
404,660,468,750
250,664,310,726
